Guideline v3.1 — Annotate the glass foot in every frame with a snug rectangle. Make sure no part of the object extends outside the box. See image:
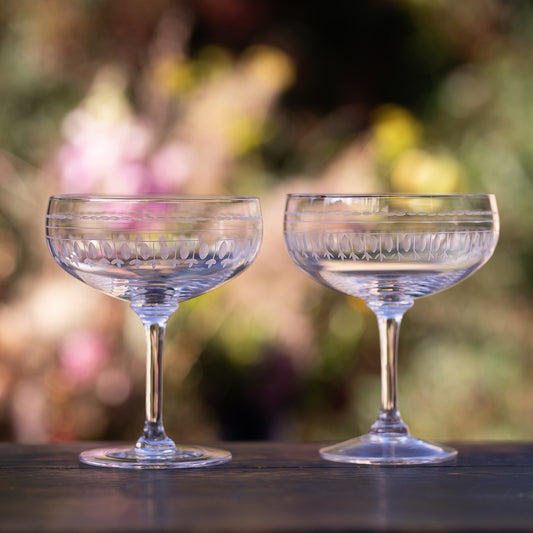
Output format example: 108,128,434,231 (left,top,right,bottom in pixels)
79,444,232,469
320,433,457,465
